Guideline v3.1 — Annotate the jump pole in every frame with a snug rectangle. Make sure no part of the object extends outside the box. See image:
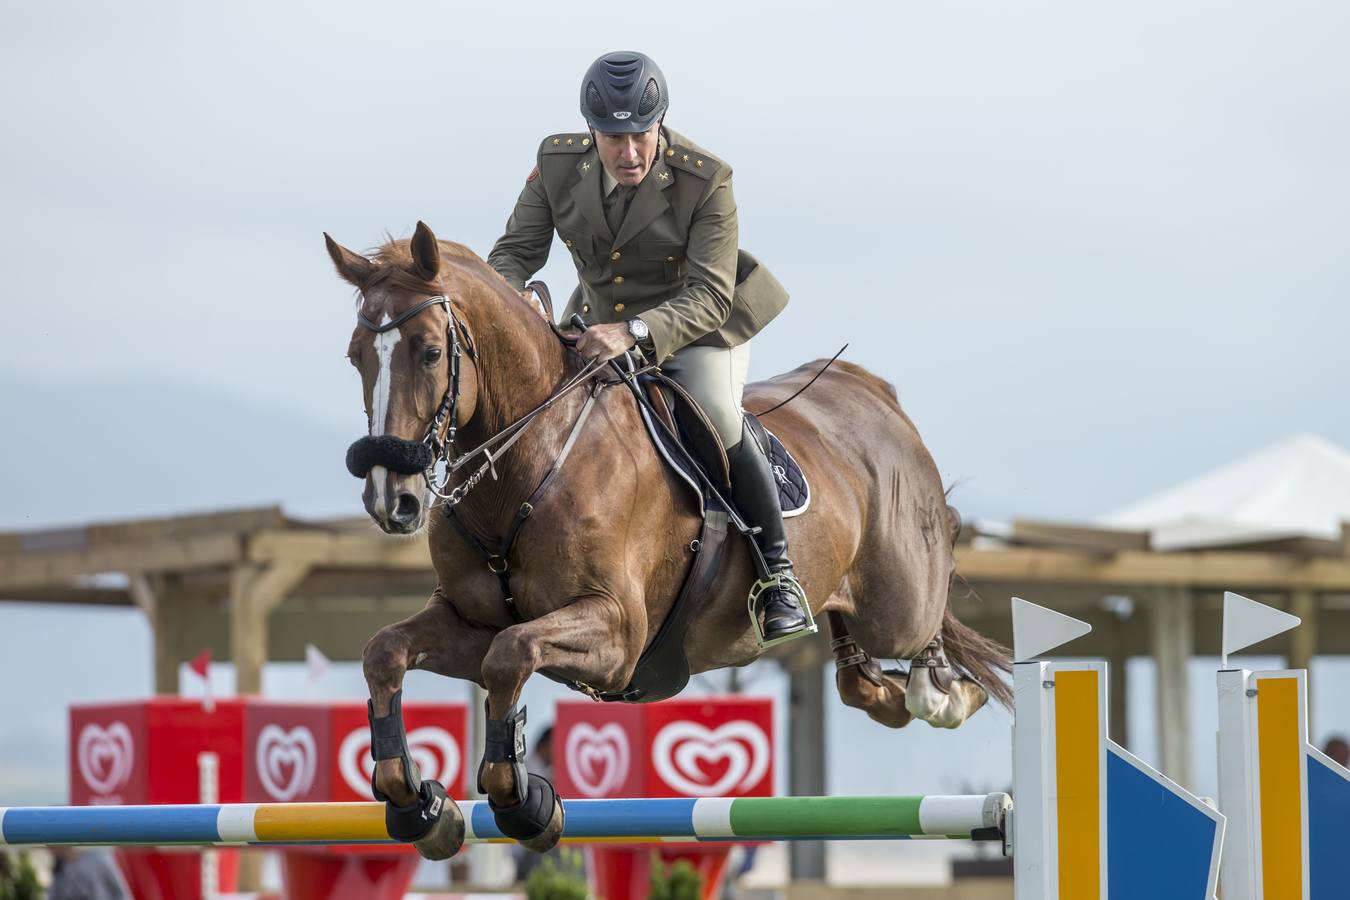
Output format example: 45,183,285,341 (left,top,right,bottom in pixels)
0,793,1010,848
